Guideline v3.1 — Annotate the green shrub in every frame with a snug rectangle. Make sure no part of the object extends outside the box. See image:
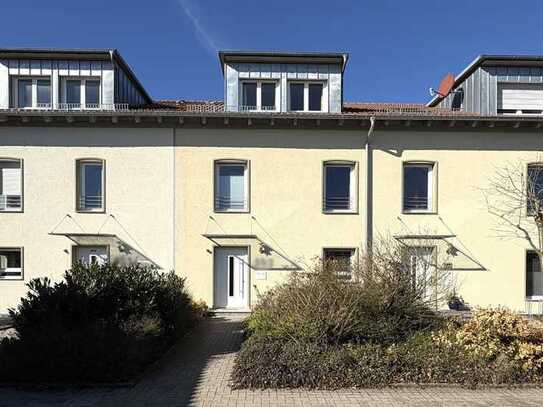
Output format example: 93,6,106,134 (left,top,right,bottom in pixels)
246,260,441,346
0,263,201,383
